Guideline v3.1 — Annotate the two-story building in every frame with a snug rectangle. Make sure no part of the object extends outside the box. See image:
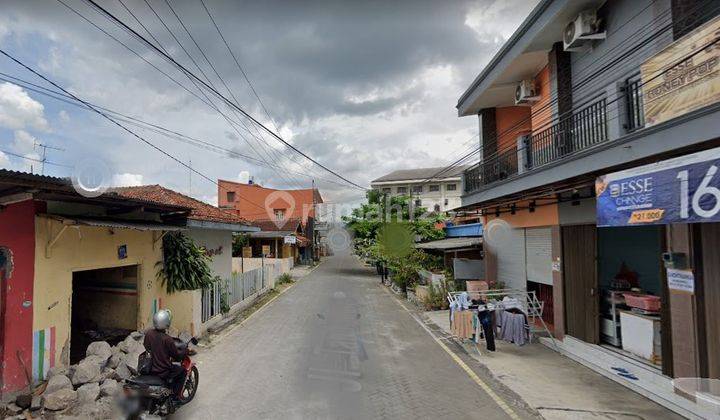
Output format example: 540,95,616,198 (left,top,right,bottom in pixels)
457,1,719,417
370,166,467,212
